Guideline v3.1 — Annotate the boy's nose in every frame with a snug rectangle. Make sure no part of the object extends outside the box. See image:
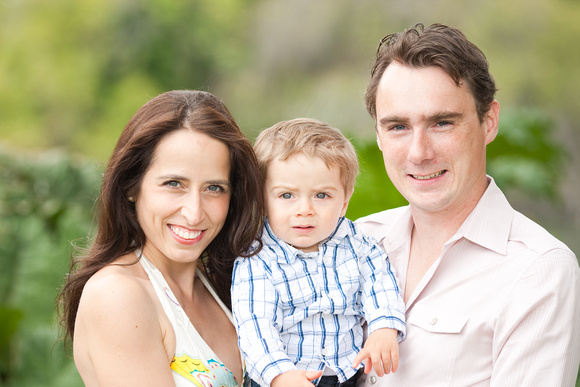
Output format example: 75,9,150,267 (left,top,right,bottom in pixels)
296,198,314,216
